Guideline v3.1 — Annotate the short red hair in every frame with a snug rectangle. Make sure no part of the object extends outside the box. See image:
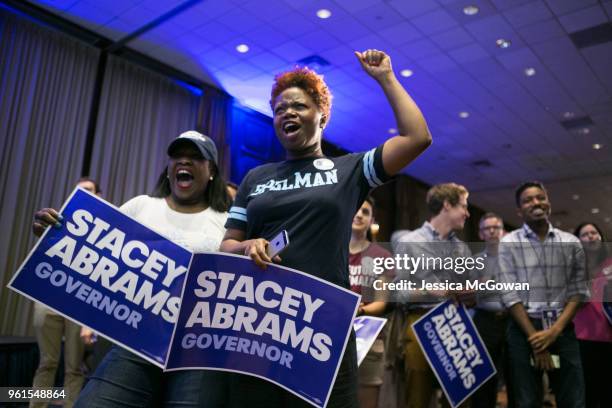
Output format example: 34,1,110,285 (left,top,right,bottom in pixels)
270,67,332,121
